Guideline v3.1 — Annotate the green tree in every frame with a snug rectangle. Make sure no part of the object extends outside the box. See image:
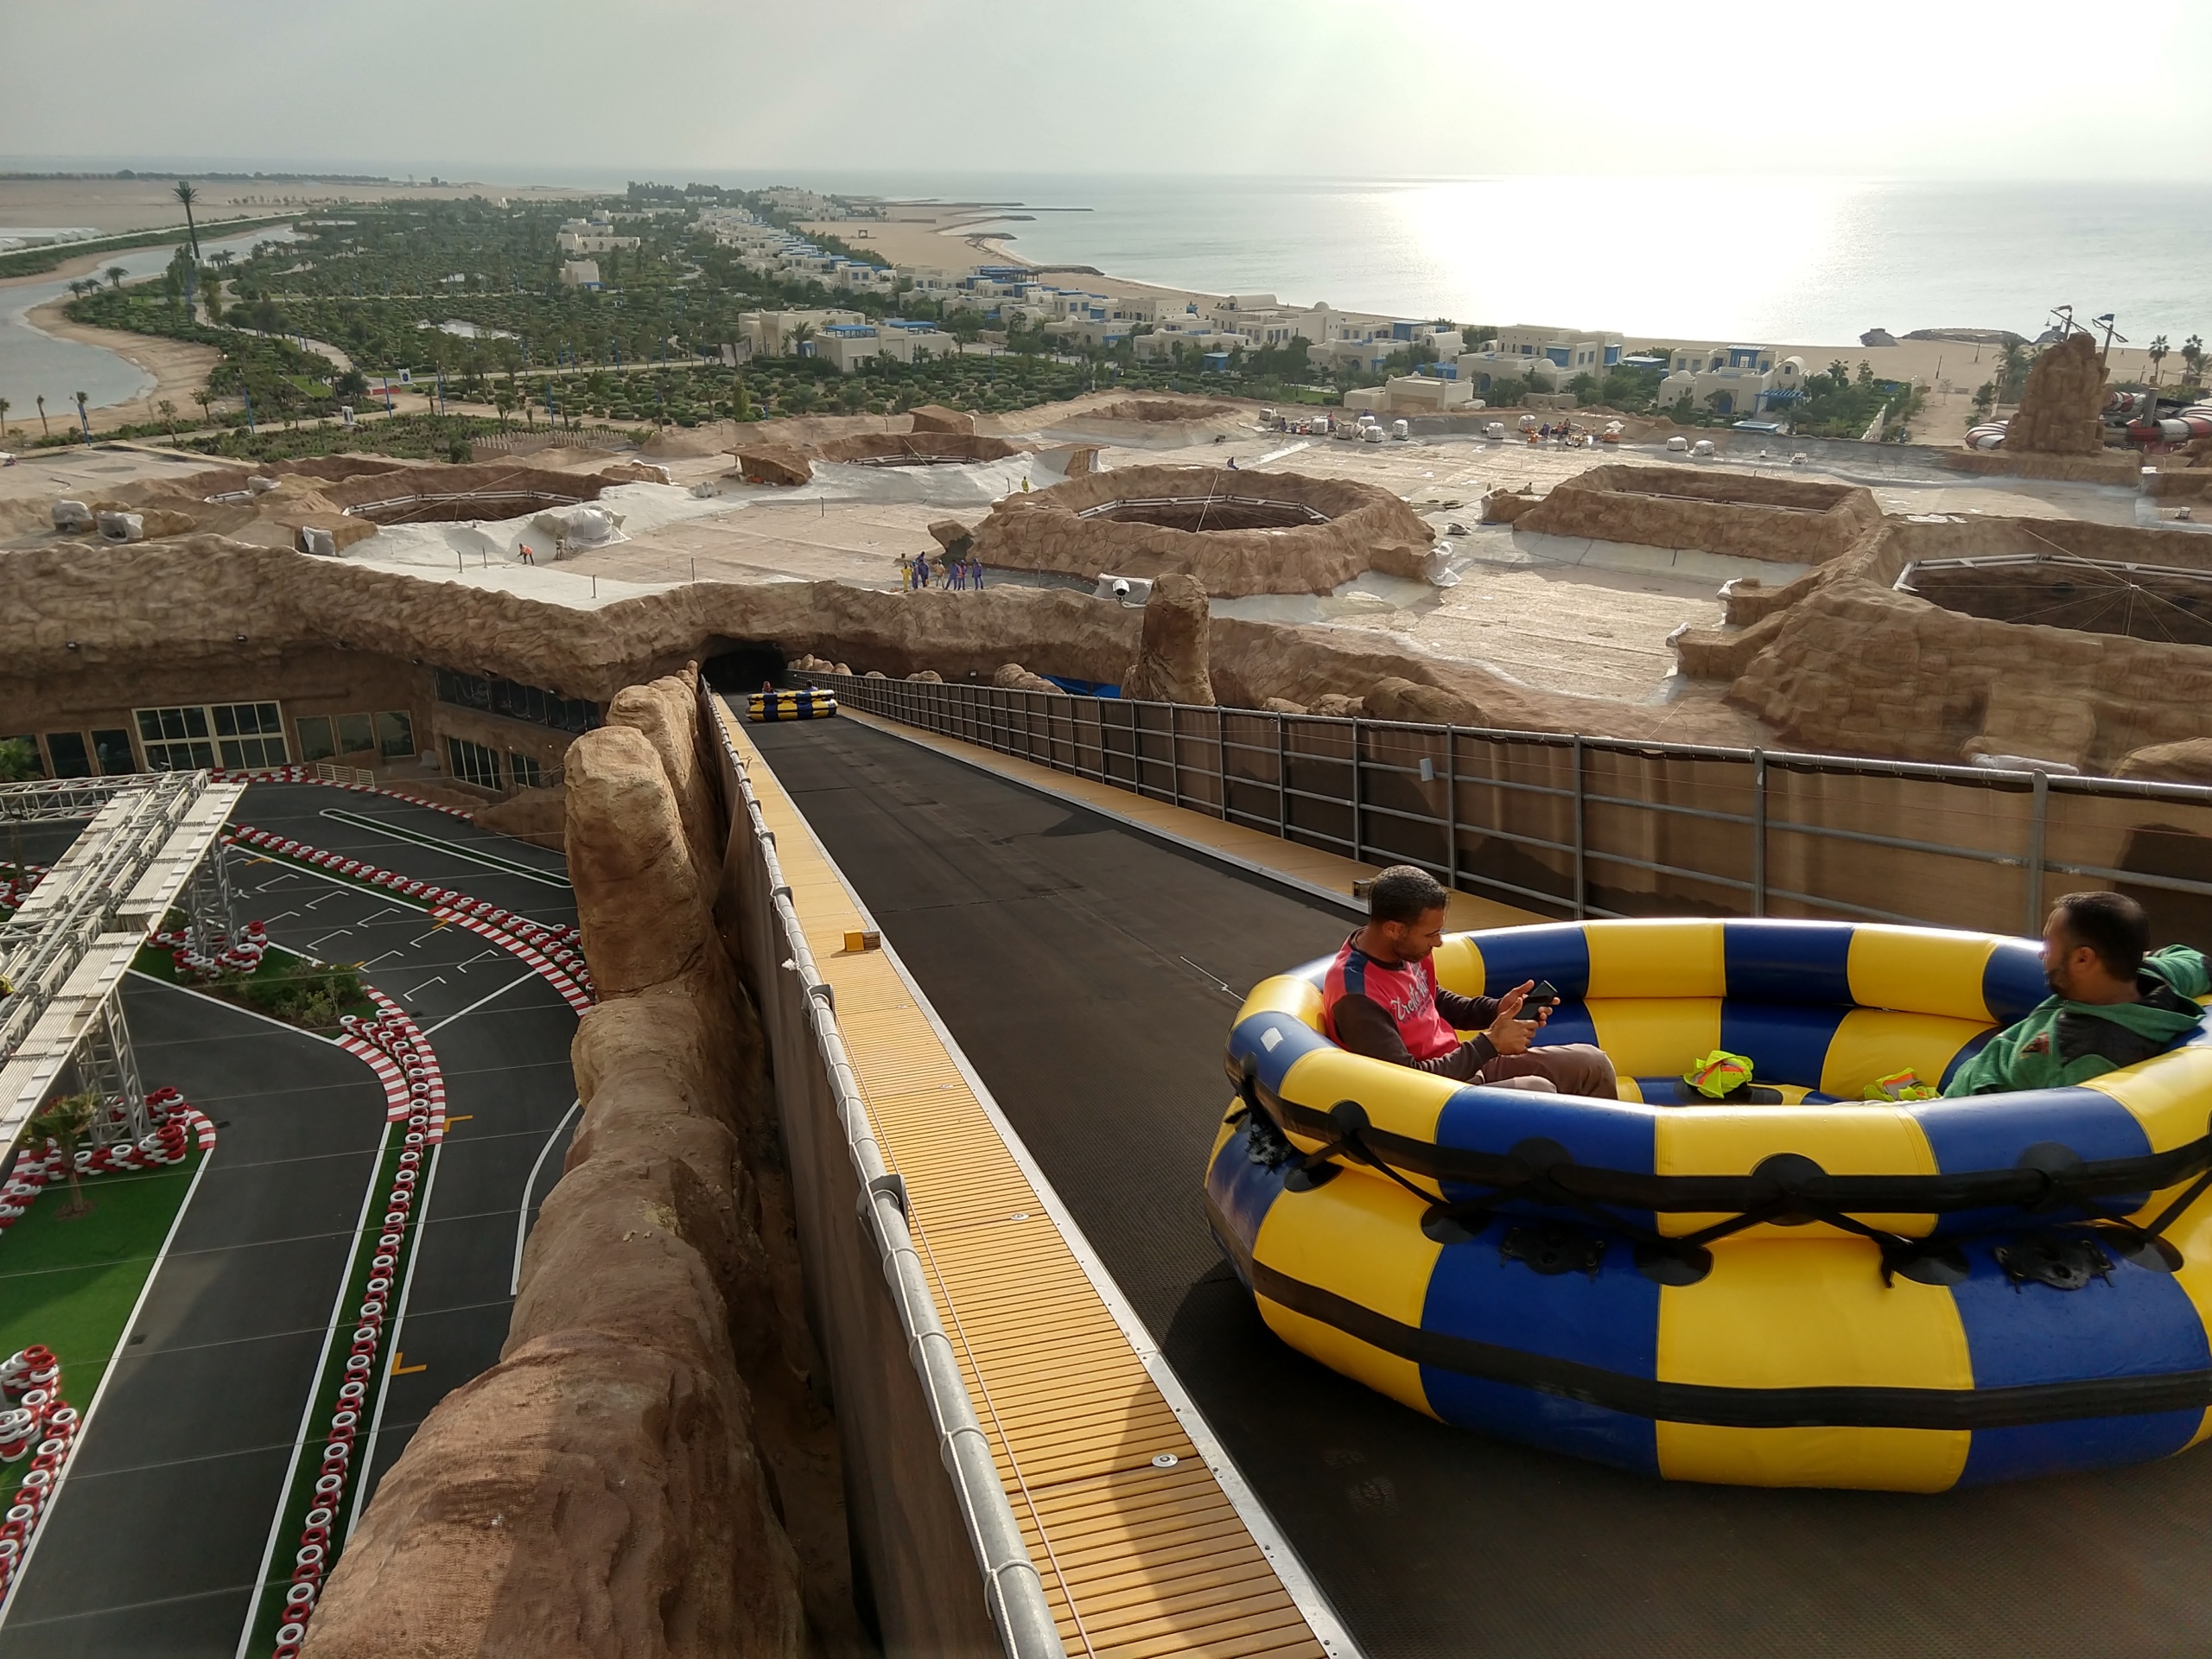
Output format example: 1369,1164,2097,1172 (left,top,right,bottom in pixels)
2182,334,2204,390
0,737,40,781
174,179,201,261
0,396,10,438
22,1090,100,1217
156,397,177,435
105,264,128,290
1972,381,1997,419
2148,334,2170,386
